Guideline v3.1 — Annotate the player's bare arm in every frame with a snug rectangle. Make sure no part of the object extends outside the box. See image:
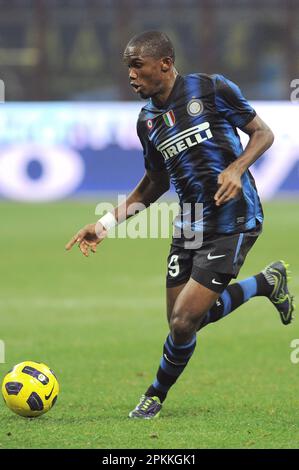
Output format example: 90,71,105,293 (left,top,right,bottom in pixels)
65,168,169,256
214,115,274,206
